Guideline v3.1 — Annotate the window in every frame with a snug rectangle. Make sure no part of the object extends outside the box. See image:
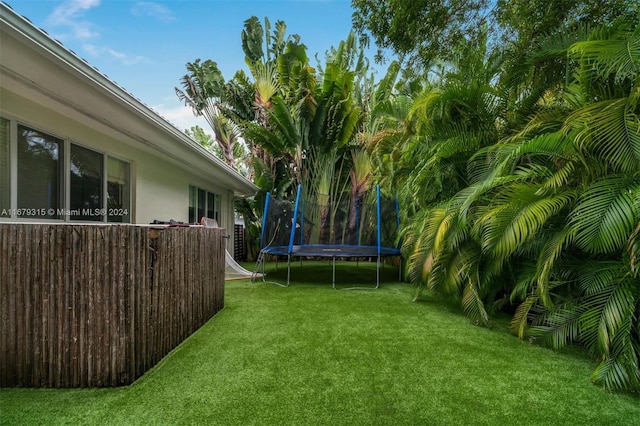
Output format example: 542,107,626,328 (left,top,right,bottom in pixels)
107,157,130,223
214,194,220,222
189,185,218,224
70,144,103,221
1,119,131,222
189,185,197,223
0,118,9,211
17,125,63,219
206,192,215,220
197,188,206,224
